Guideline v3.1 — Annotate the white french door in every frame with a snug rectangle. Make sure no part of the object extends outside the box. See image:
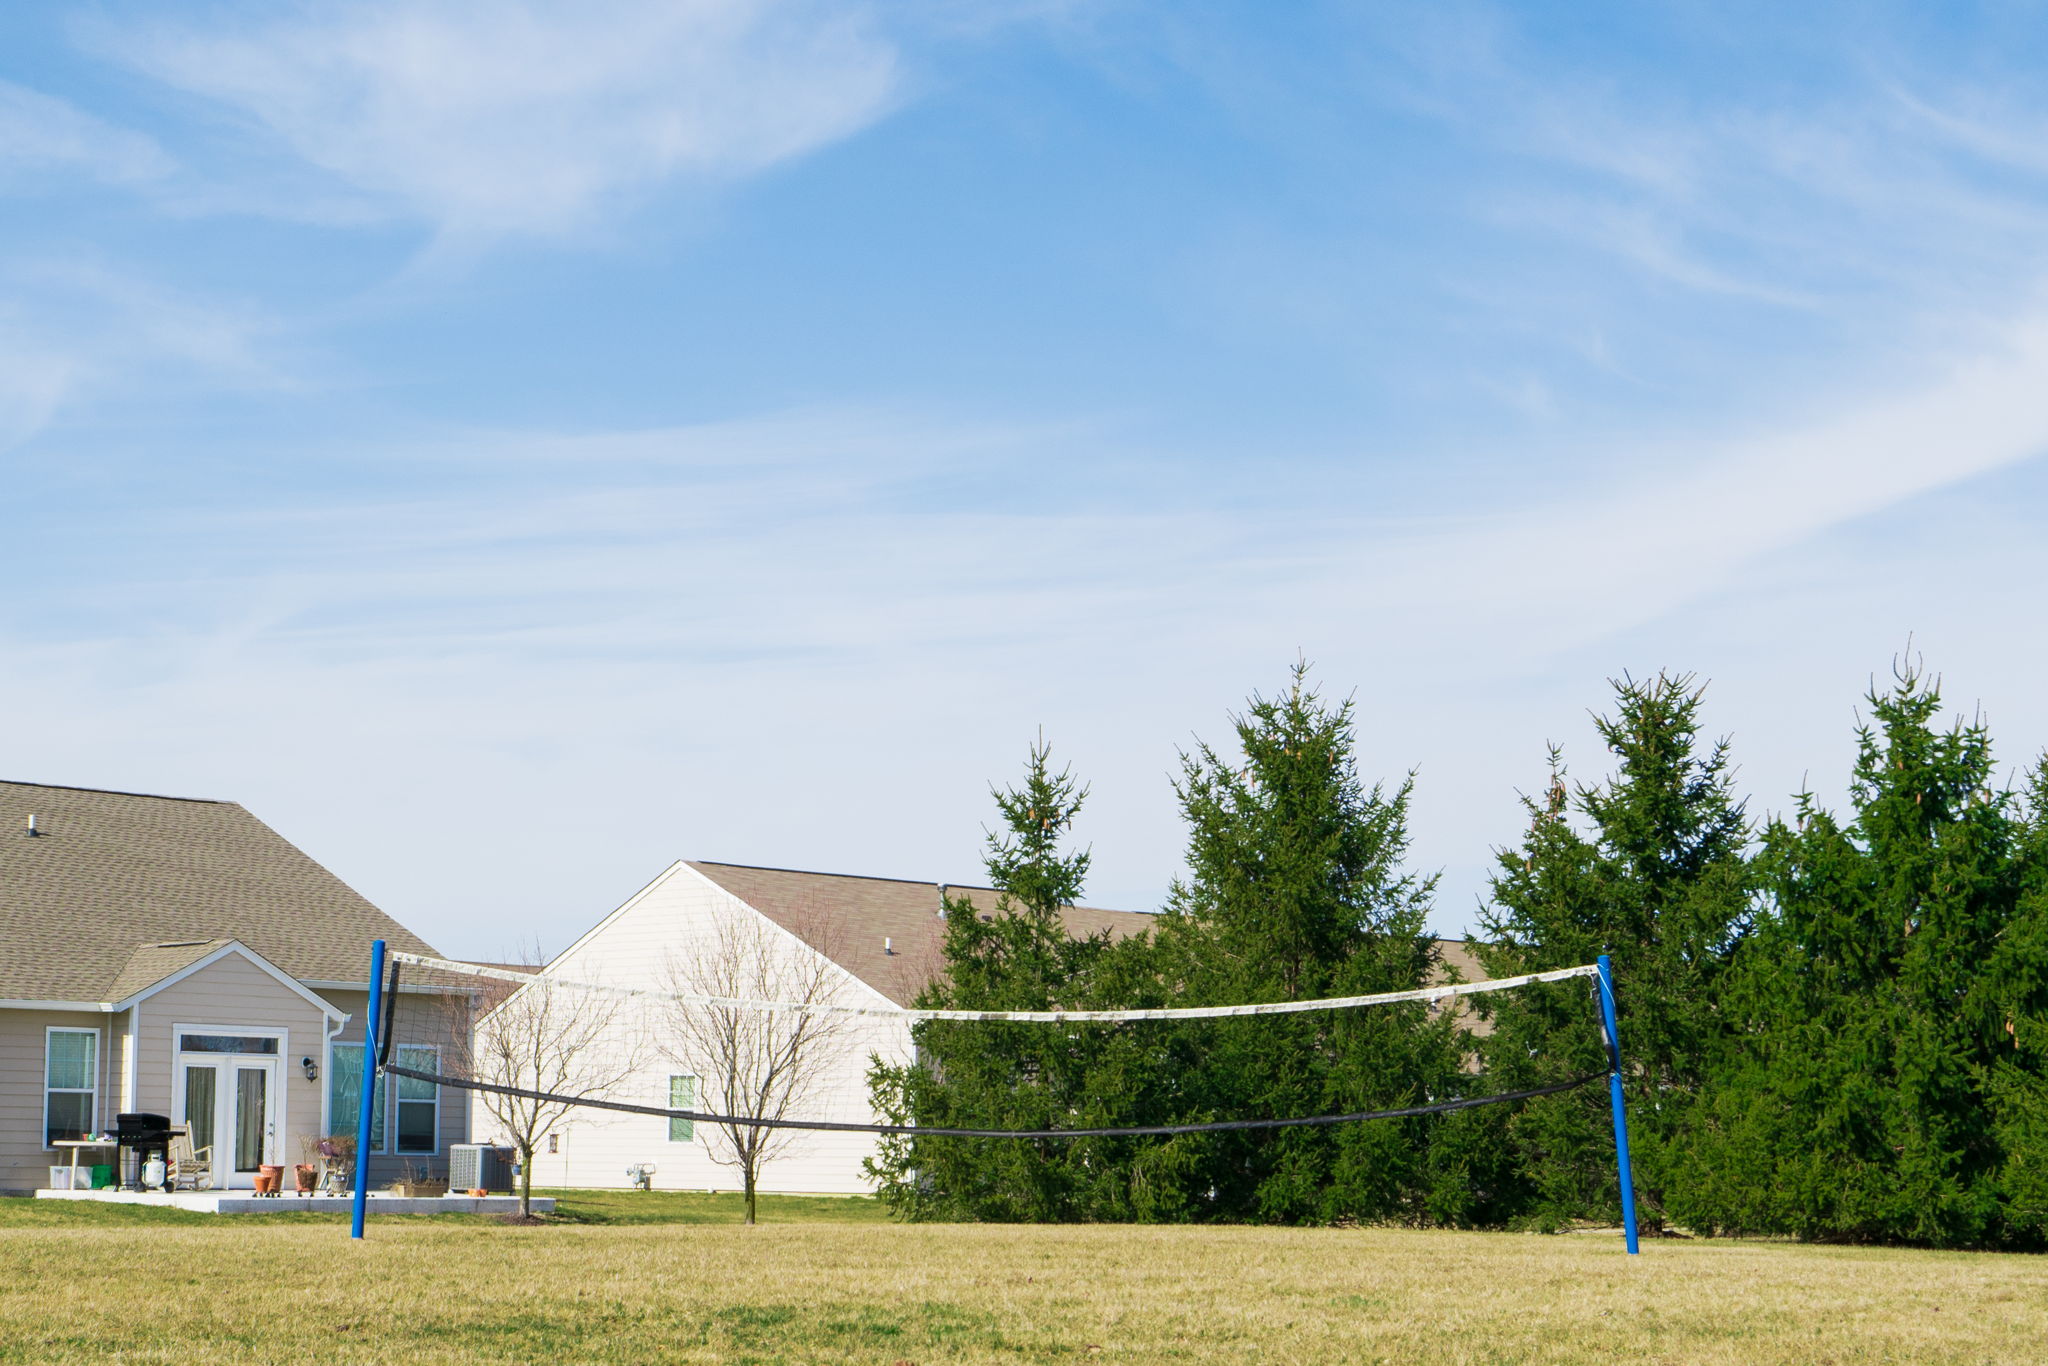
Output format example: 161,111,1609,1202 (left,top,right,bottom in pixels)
173,1046,281,1189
